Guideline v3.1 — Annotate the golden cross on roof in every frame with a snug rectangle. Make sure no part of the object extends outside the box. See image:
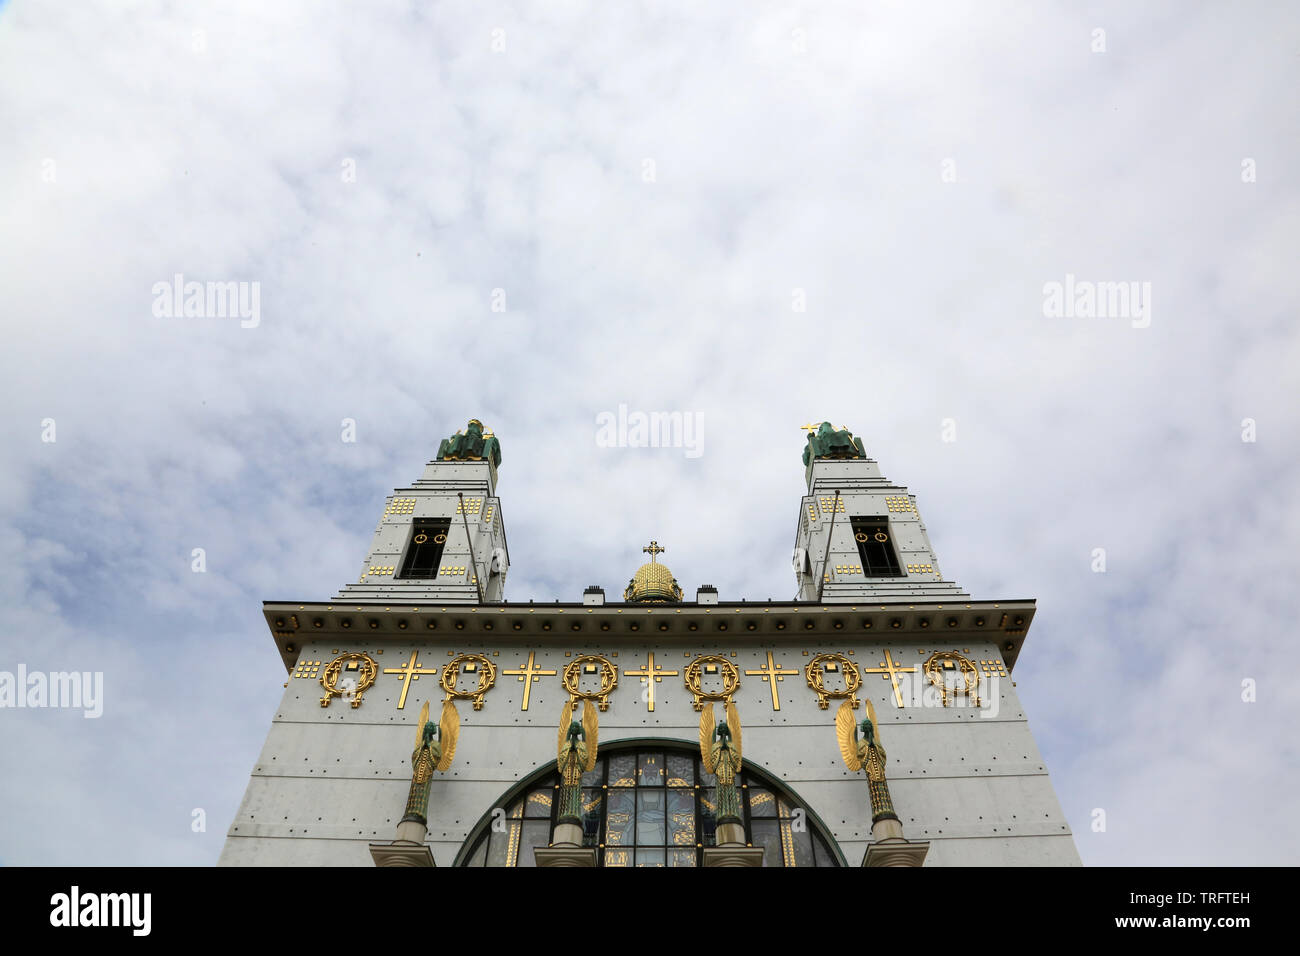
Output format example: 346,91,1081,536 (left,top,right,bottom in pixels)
642,541,665,562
